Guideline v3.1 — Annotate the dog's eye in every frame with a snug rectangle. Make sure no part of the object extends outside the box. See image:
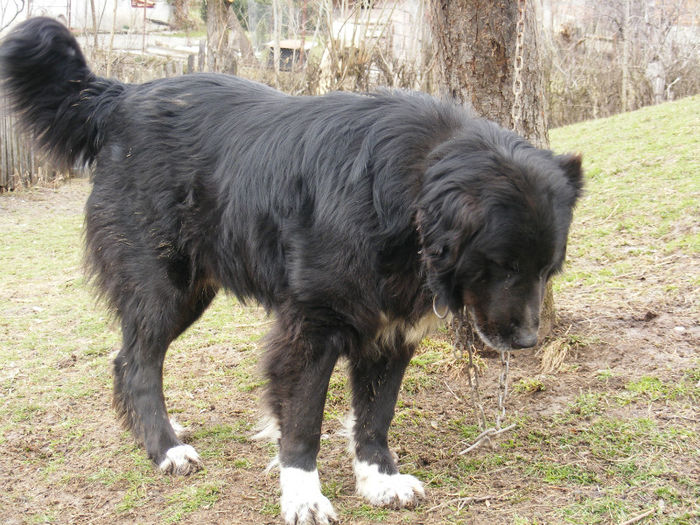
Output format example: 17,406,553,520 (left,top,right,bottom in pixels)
496,261,519,275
